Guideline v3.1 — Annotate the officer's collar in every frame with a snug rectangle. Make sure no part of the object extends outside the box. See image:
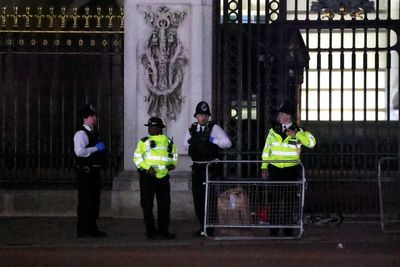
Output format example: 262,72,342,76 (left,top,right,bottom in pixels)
83,124,93,131
282,122,293,129
197,122,209,129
